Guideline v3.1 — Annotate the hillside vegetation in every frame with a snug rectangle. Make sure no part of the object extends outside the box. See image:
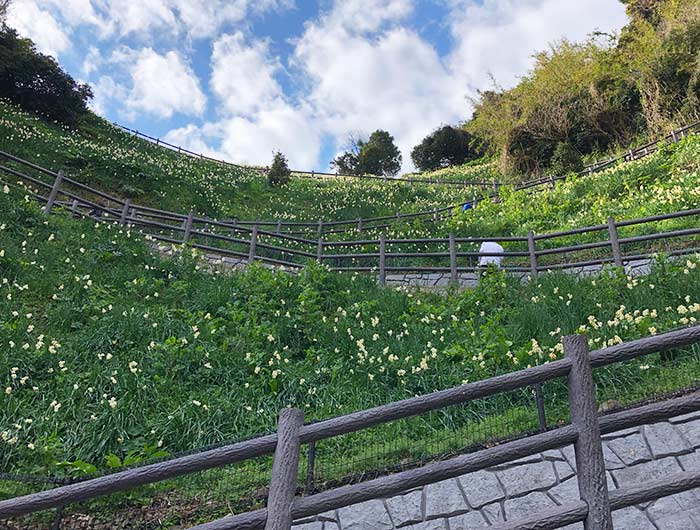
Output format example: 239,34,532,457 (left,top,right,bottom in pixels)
0,100,466,223
465,0,700,177
1,182,699,485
